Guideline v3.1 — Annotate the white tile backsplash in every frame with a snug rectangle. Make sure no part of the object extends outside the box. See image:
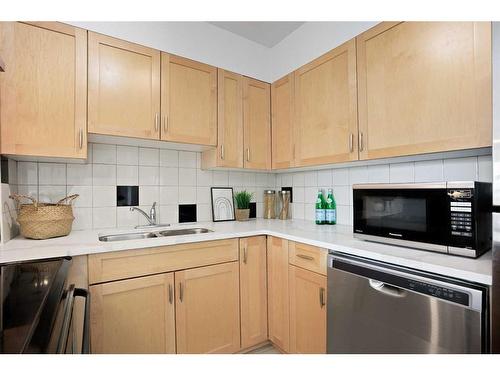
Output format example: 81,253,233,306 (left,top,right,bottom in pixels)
3,143,492,233
117,145,139,166
93,144,117,164
67,164,92,186
93,164,116,185
18,162,38,185
414,160,444,182
38,163,66,185
444,157,478,181
389,162,414,183
139,147,159,166
117,165,139,186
